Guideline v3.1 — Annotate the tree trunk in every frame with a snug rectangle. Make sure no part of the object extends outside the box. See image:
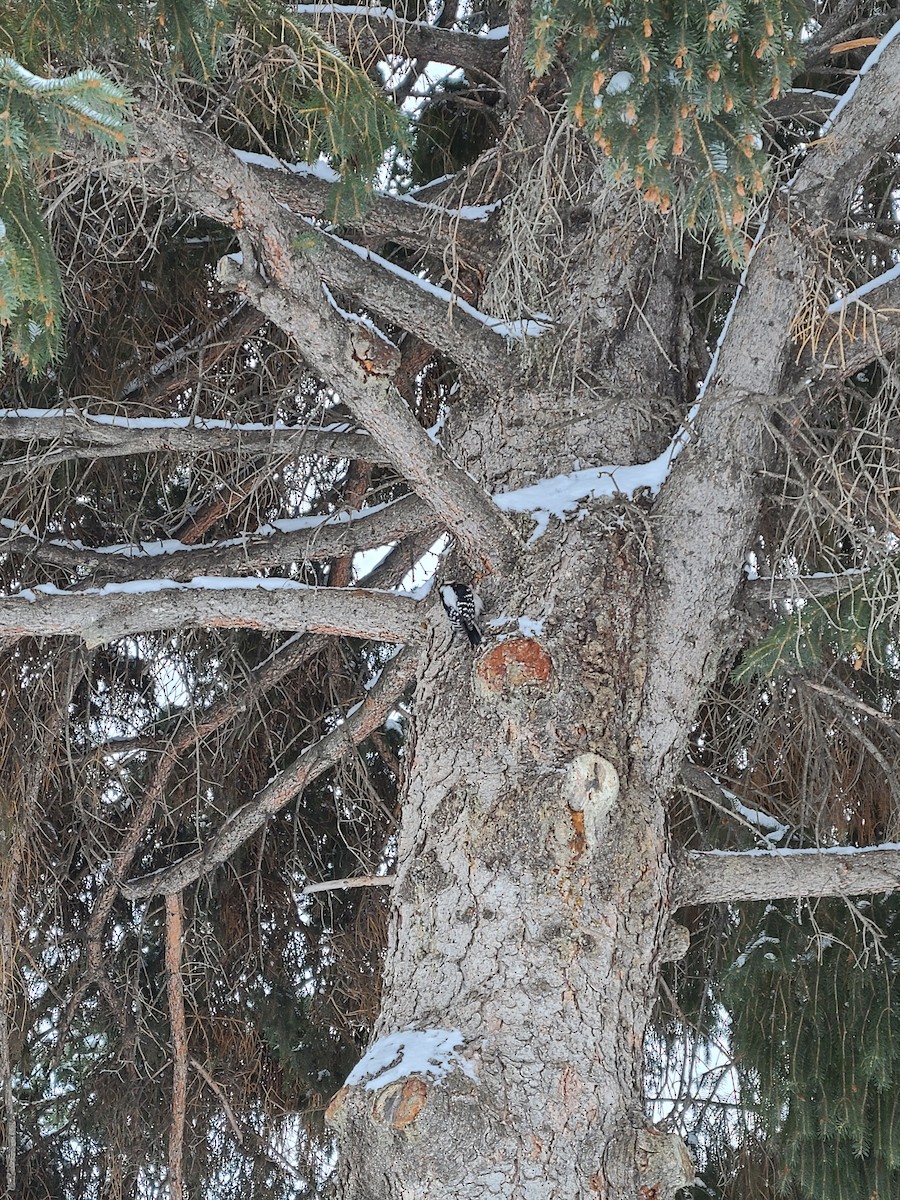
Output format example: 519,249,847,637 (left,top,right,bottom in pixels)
327,206,694,1199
